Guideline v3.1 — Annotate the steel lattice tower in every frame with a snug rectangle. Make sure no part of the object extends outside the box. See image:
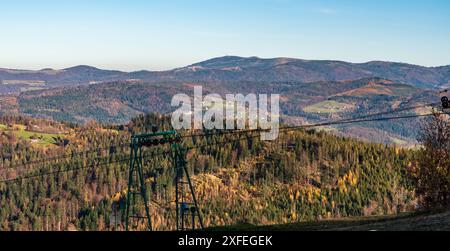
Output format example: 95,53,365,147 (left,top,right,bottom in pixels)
125,130,204,231
172,138,204,231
